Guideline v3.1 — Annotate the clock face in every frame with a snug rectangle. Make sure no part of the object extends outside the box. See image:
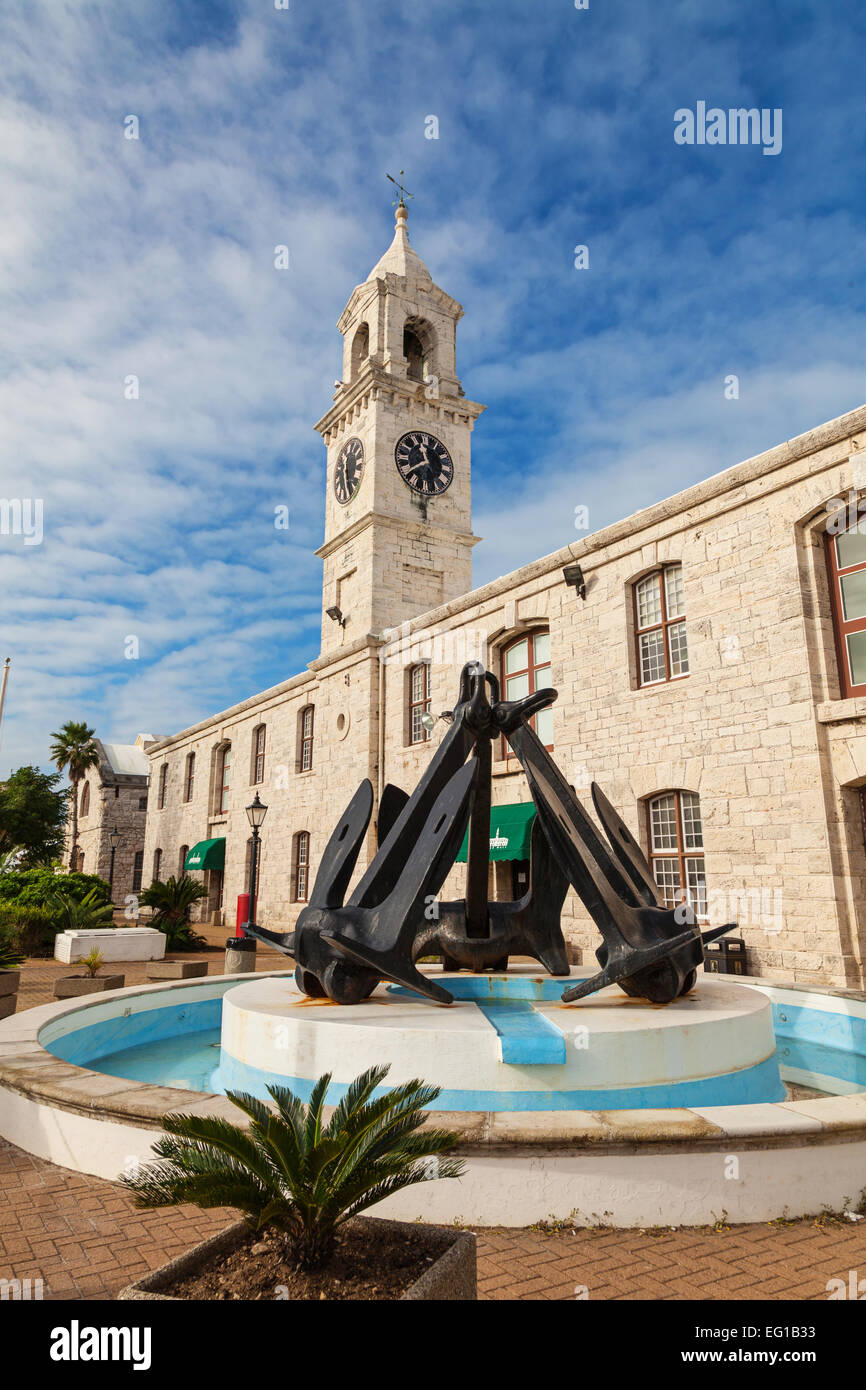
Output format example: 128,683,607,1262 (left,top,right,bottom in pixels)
394,431,454,496
333,437,364,505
